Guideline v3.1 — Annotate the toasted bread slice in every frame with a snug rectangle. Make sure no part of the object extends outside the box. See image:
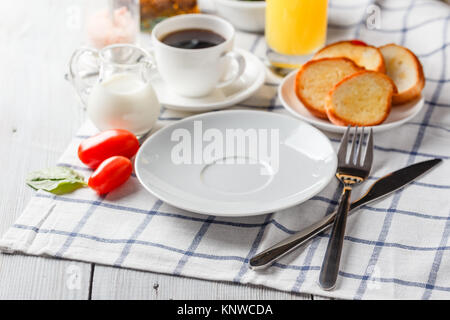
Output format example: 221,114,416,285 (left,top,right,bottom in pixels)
295,57,362,118
313,41,386,73
325,71,397,126
380,43,425,105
